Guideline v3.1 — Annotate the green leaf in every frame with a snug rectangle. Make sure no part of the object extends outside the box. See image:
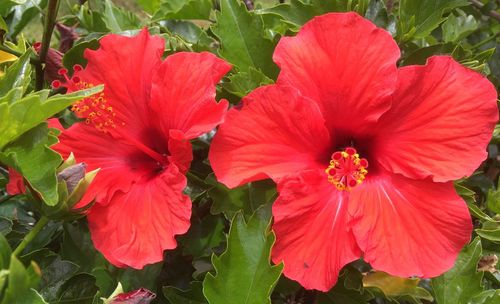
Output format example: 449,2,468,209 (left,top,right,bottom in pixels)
57,273,98,304
212,0,278,78
163,20,216,52
9,0,45,38
255,0,317,27
102,0,141,32
0,233,11,270
476,228,500,242
203,206,283,304
163,281,207,304
0,0,25,16
0,50,31,98
0,124,61,205
63,39,100,69
0,216,13,235
179,214,225,258
37,255,80,302
222,67,273,98
152,0,213,21
76,5,109,33
362,271,433,302
0,85,103,149
208,176,276,220
317,266,372,304
431,238,485,304
469,290,500,304
398,0,468,41
1,255,46,304
486,179,500,214
136,0,161,14
442,10,478,43
61,222,101,273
